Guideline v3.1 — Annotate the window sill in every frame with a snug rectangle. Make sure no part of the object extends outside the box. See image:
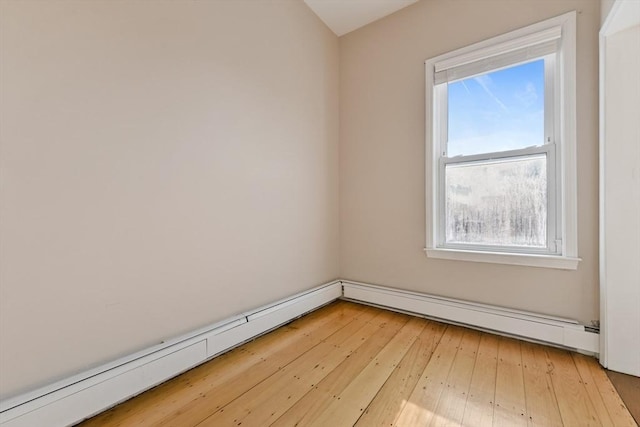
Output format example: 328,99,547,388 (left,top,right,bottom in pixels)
424,248,581,270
